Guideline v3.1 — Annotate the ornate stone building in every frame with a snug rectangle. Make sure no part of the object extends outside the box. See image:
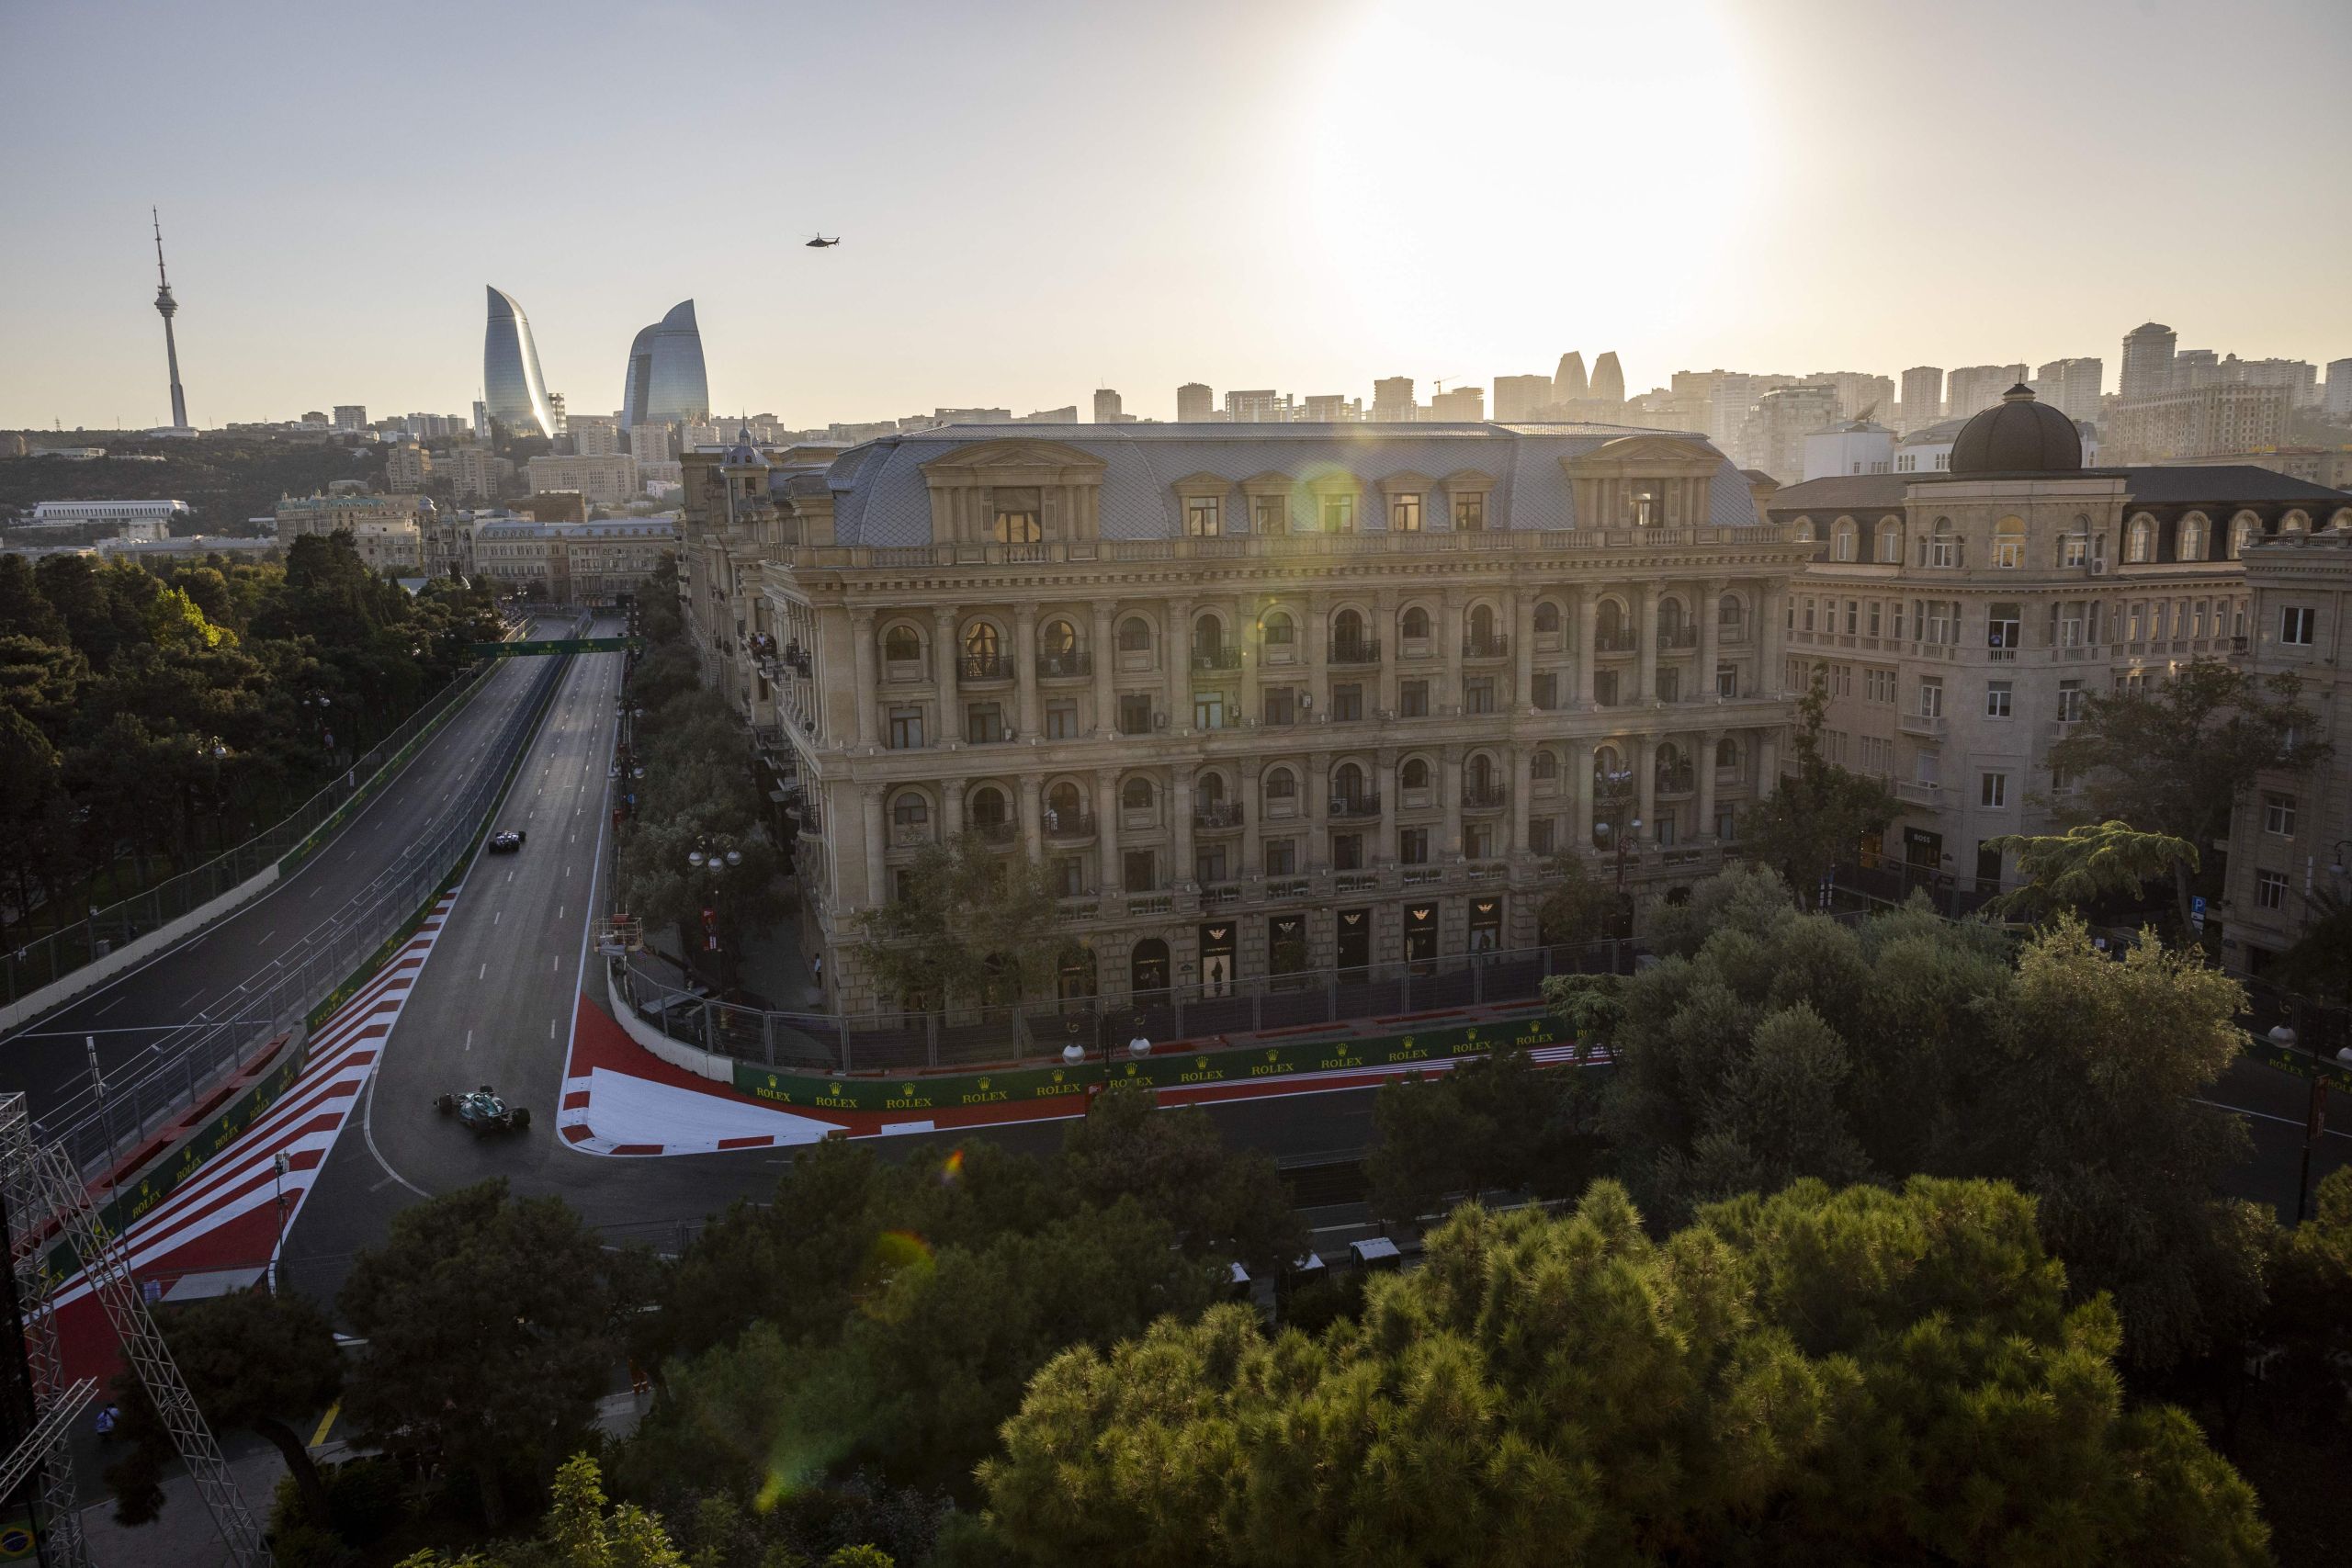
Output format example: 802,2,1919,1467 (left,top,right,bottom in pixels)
682,422,1805,1011
1773,385,2352,896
